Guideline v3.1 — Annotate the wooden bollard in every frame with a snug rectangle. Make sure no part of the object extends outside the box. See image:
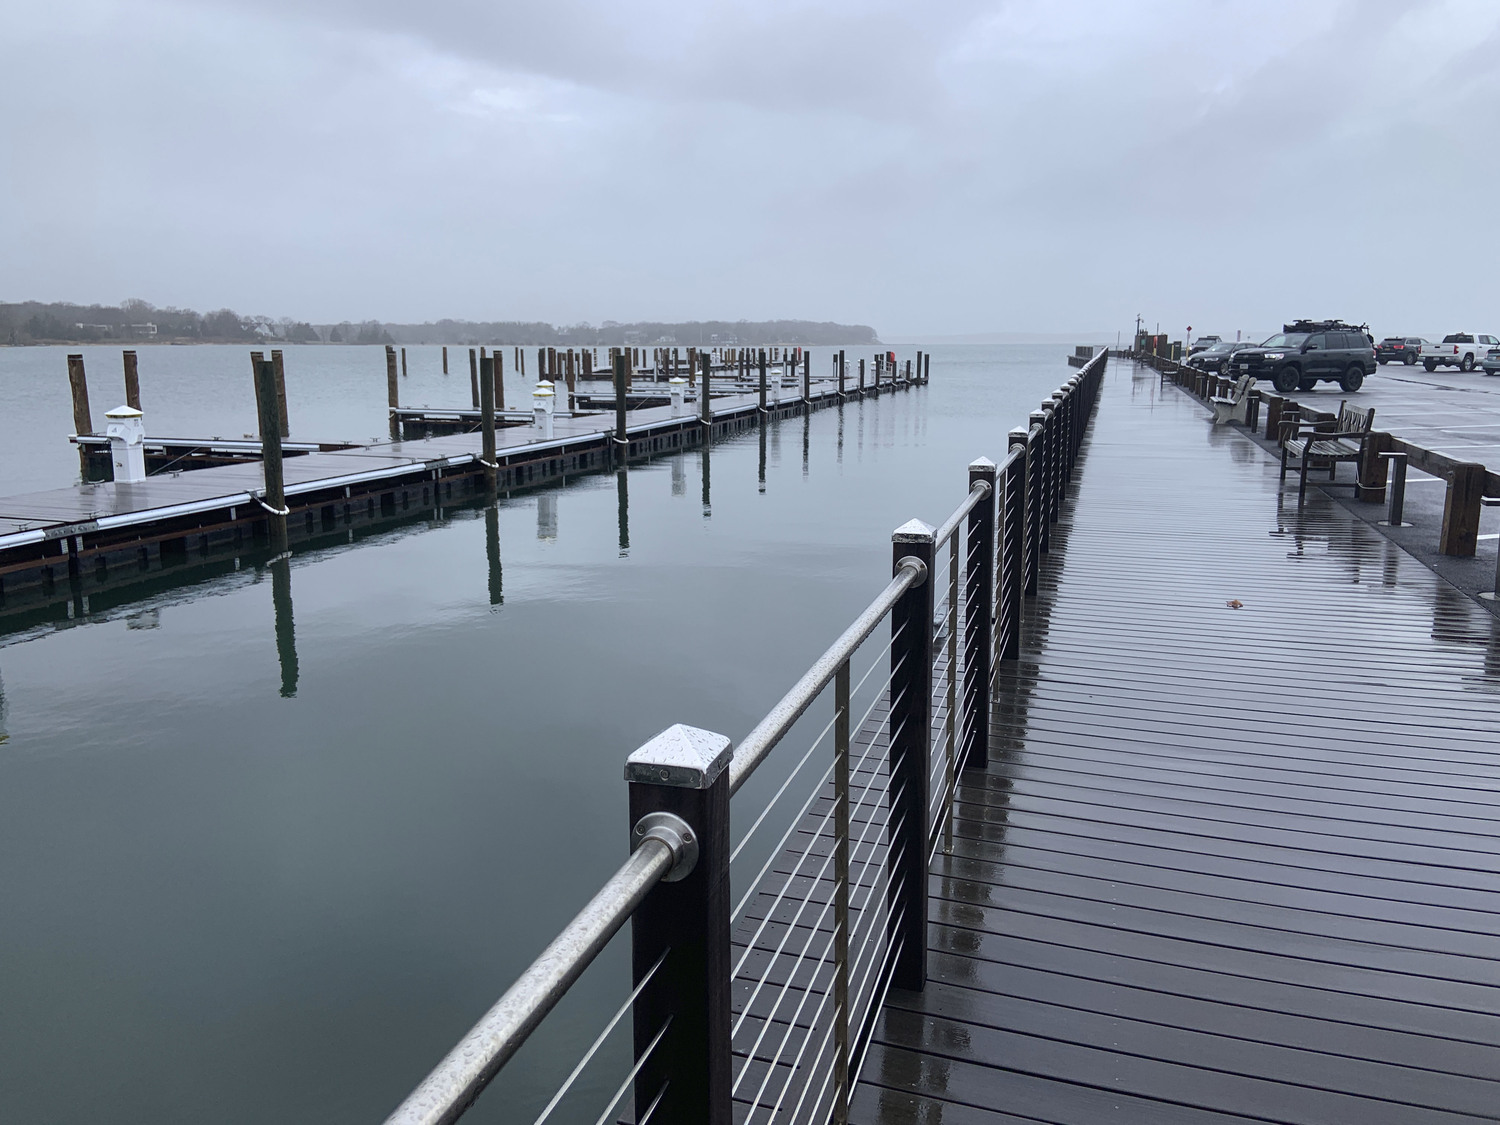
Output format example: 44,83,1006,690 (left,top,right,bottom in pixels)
1440,463,1486,556
758,348,768,410
802,350,811,405
1264,394,1284,441
565,349,576,409
401,346,408,379
67,353,94,435
858,358,865,395
583,350,592,380
385,345,399,409
255,357,288,552
479,354,498,492
442,345,449,374
493,348,506,410
122,350,142,411
468,348,480,410
1357,431,1392,502
838,349,846,396
270,349,290,437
